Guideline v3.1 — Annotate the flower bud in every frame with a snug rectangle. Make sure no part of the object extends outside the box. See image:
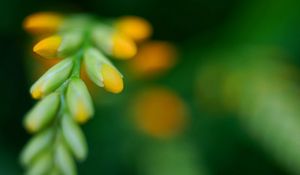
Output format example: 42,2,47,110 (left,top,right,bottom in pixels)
84,48,124,93
26,151,52,175
24,93,60,133
101,63,124,93
92,26,137,60
55,141,77,175
23,12,63,35
30,58,73,99
58,31,83,57
61,114,88,161
33,35,62,58
66,78,94,123
116,16,152,42
112,33,137,59
84,47,112,86
20,128,54,167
